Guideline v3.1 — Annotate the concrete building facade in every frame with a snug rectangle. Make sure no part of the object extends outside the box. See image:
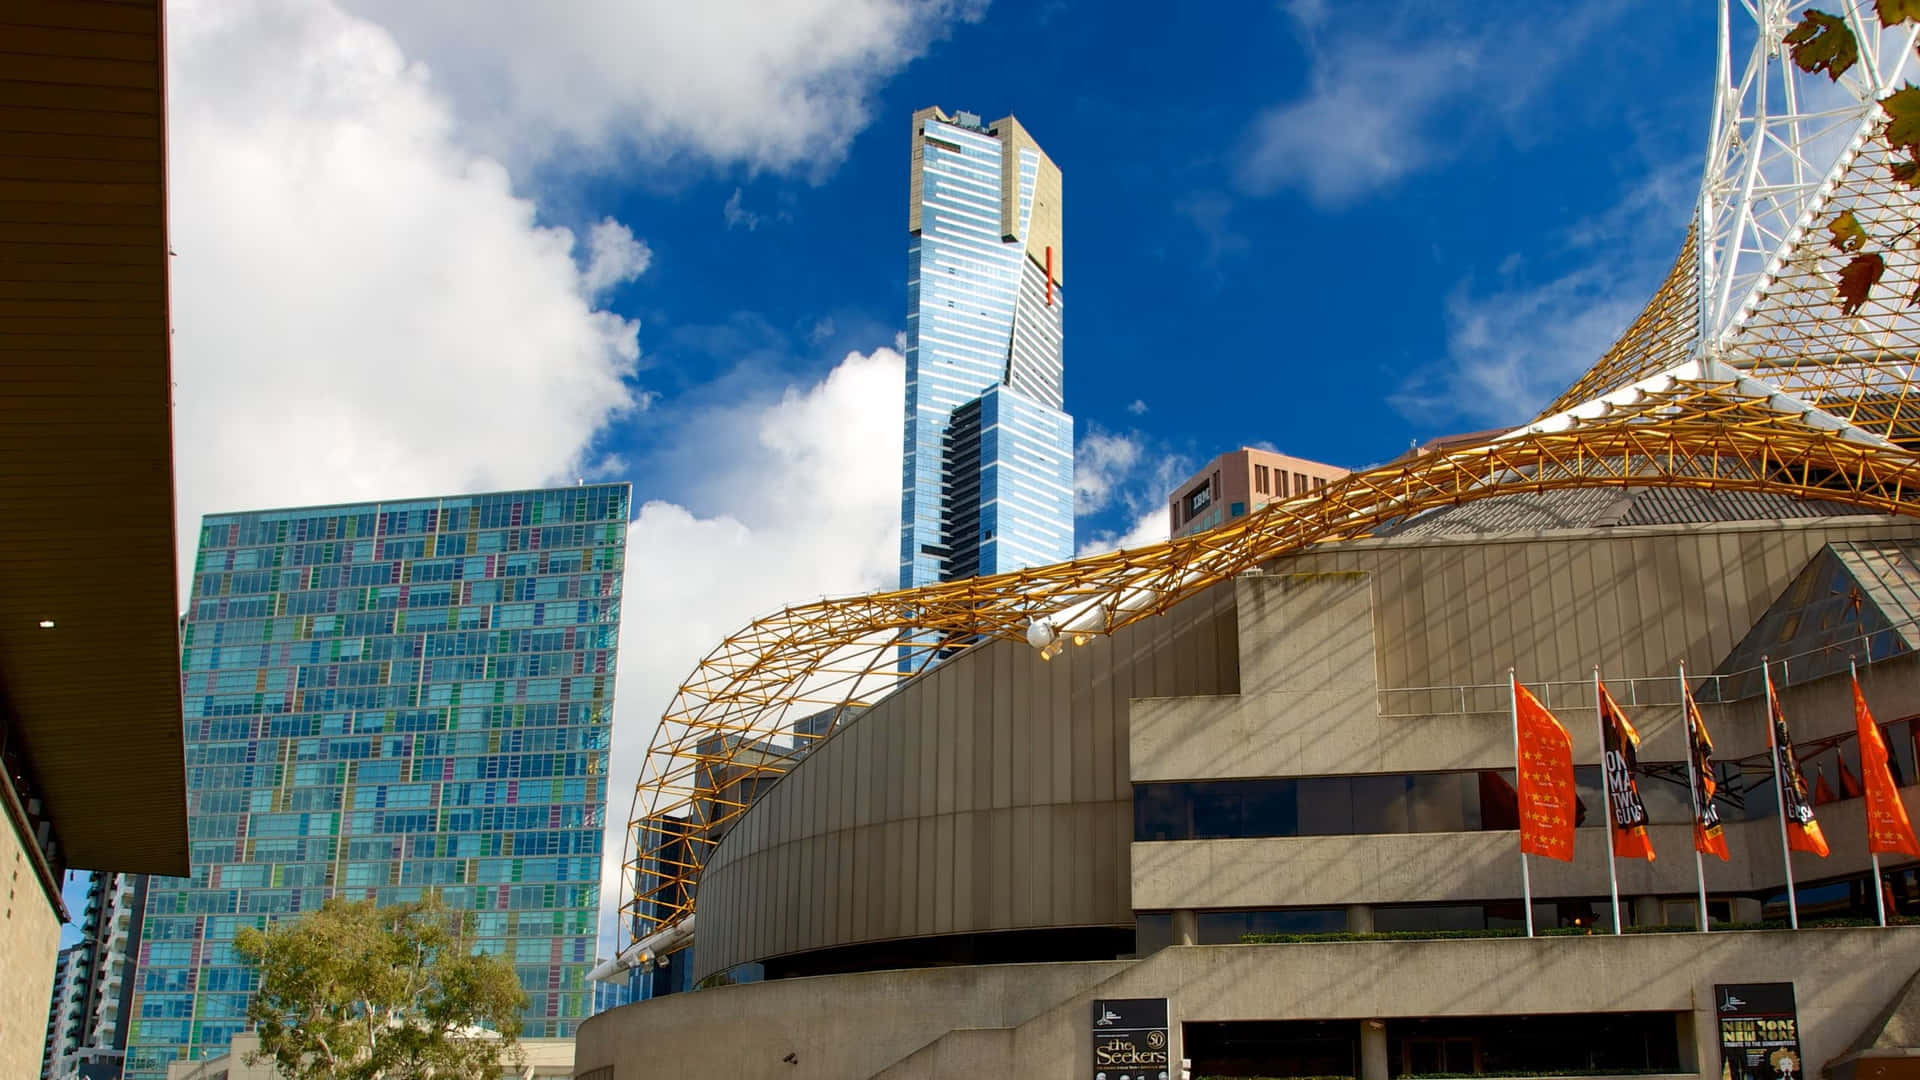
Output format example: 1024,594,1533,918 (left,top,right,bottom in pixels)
582,505,1920,1079
1170,447,1350,539
165,1034,576,1080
